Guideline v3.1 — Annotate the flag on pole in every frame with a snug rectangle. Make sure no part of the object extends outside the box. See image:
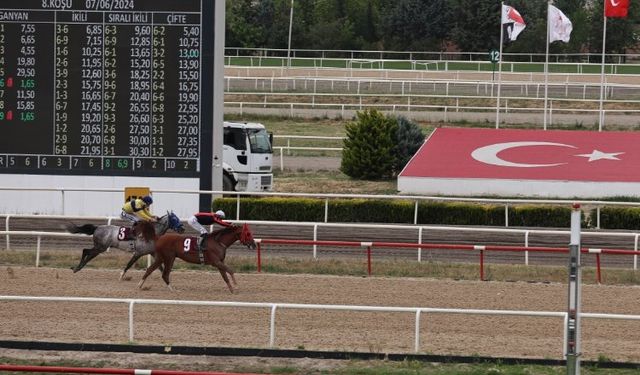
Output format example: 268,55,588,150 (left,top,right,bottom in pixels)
548,4,573,43
605,0,629,18
502,4,526,42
